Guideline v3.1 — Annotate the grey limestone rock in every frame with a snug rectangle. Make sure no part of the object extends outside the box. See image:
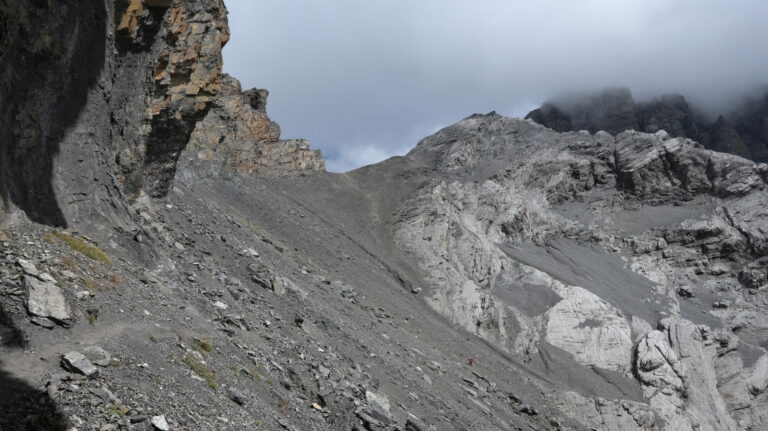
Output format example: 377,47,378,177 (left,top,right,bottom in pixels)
62,351,99,377
25,275,71,326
